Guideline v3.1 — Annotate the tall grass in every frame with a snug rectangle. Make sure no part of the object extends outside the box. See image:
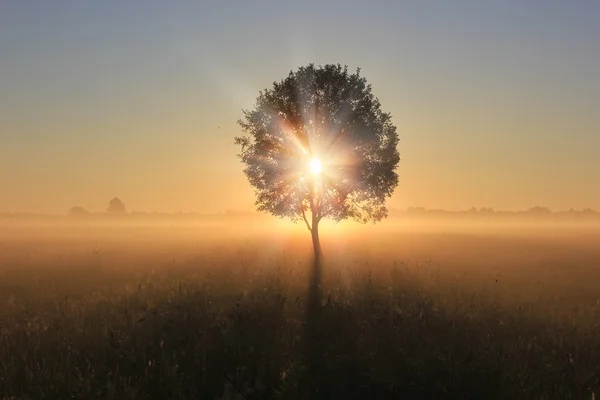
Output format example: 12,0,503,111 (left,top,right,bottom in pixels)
1,237,599,399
